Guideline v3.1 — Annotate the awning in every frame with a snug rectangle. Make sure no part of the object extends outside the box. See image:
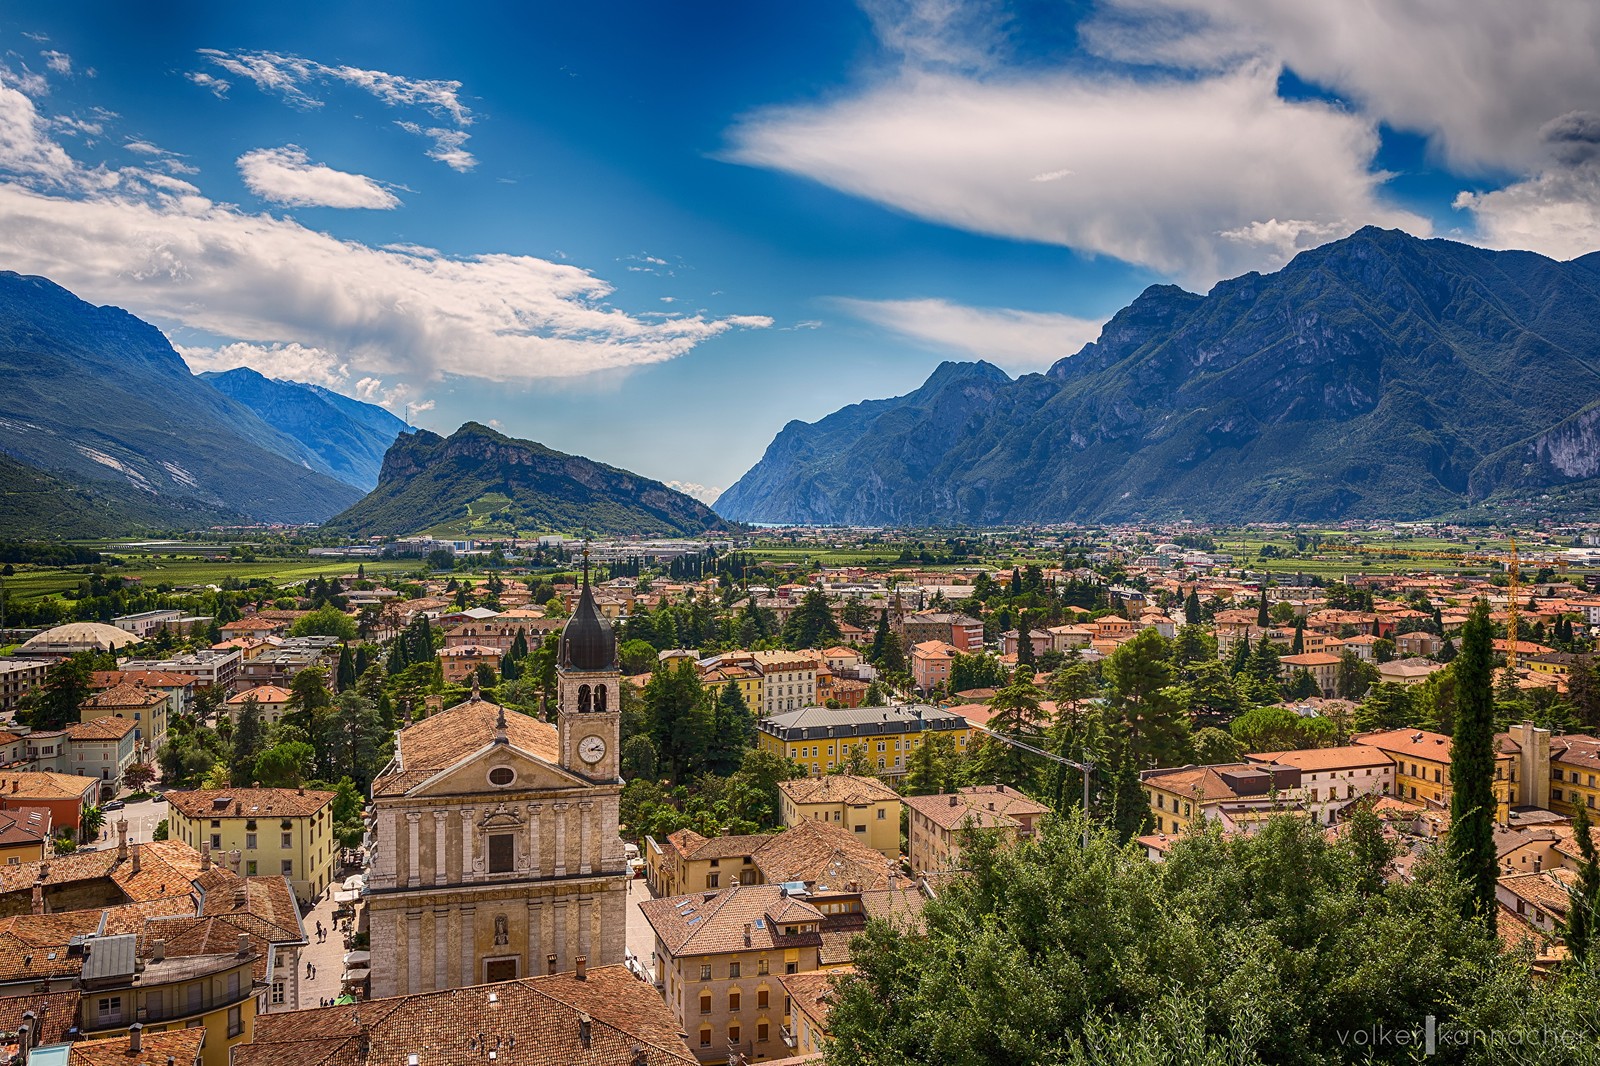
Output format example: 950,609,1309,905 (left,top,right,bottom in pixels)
342,874,366,891
332,890,361,904
342,967,371,982
343,950,371,965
